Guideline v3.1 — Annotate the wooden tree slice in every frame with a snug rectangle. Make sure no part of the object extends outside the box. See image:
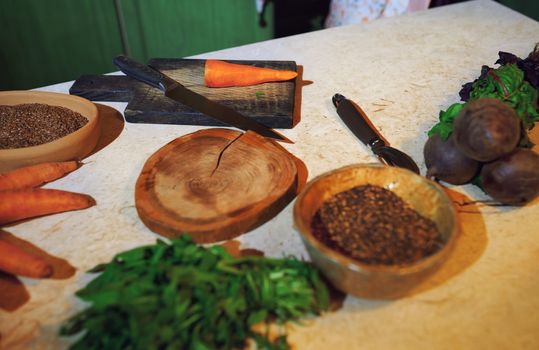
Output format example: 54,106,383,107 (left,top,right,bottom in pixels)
135,128,298,243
